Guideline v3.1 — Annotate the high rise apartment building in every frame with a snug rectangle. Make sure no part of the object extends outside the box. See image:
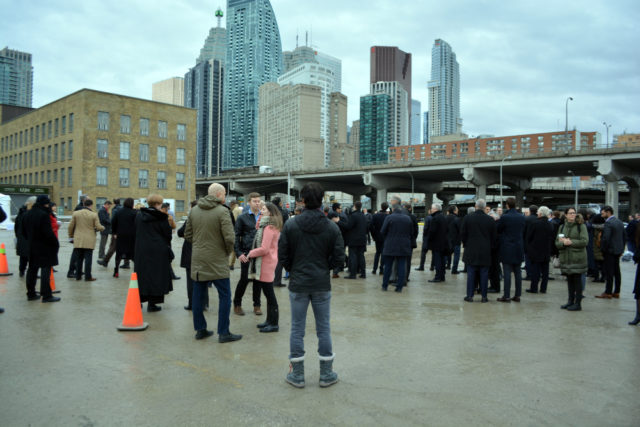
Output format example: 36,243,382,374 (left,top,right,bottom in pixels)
257,82,324,172
152,77,185,106
428,39,461,138
423,111,429,144
370,46,411,118
328,92,353,168
283,45,342,92
370,81,408,147
0,89,196,216
0,47,33,108
223,0,283,170
359,93,391,165
411,99,421,145
184,8,226,177
278,63,336,166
